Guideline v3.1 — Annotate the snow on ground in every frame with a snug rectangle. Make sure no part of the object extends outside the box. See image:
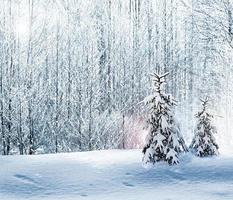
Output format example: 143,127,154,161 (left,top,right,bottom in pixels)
1,149,233,200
